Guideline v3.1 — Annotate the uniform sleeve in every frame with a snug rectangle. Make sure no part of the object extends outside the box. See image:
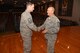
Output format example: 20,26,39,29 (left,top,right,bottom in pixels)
38,19,46,30
38,23,45,30
27,18,37,31
21,13,37,31
46,21,60,34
